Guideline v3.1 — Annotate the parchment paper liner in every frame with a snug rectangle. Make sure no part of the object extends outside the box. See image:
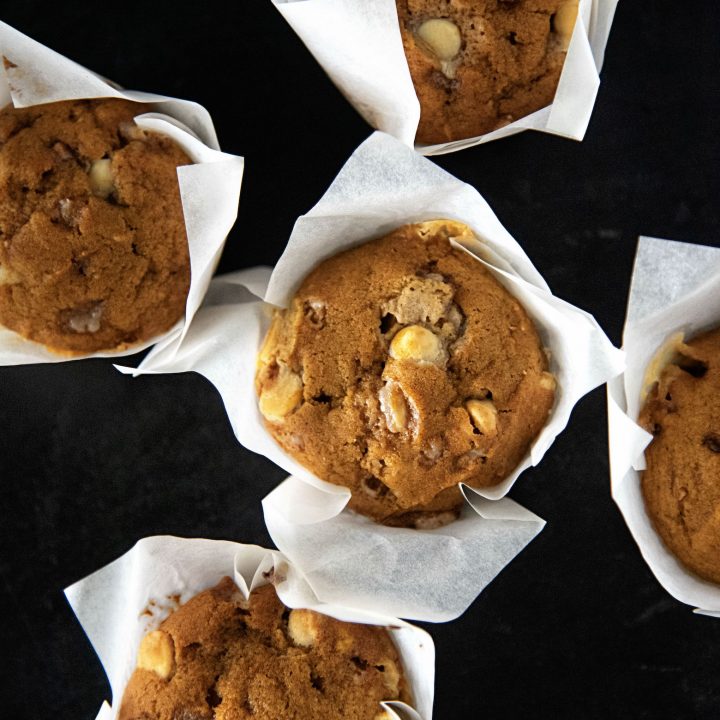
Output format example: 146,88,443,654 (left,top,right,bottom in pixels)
607,235,720,618
0,21,244,365
271,0,619,155
65,536,434,720
120,131,623,621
